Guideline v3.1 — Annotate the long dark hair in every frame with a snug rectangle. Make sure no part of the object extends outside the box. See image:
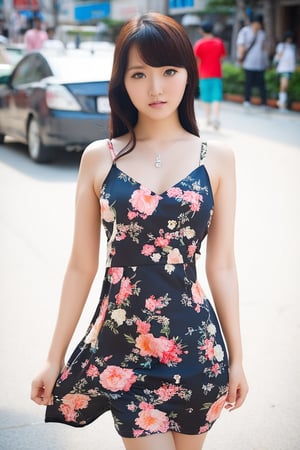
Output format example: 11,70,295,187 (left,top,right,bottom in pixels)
108,12,199,159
